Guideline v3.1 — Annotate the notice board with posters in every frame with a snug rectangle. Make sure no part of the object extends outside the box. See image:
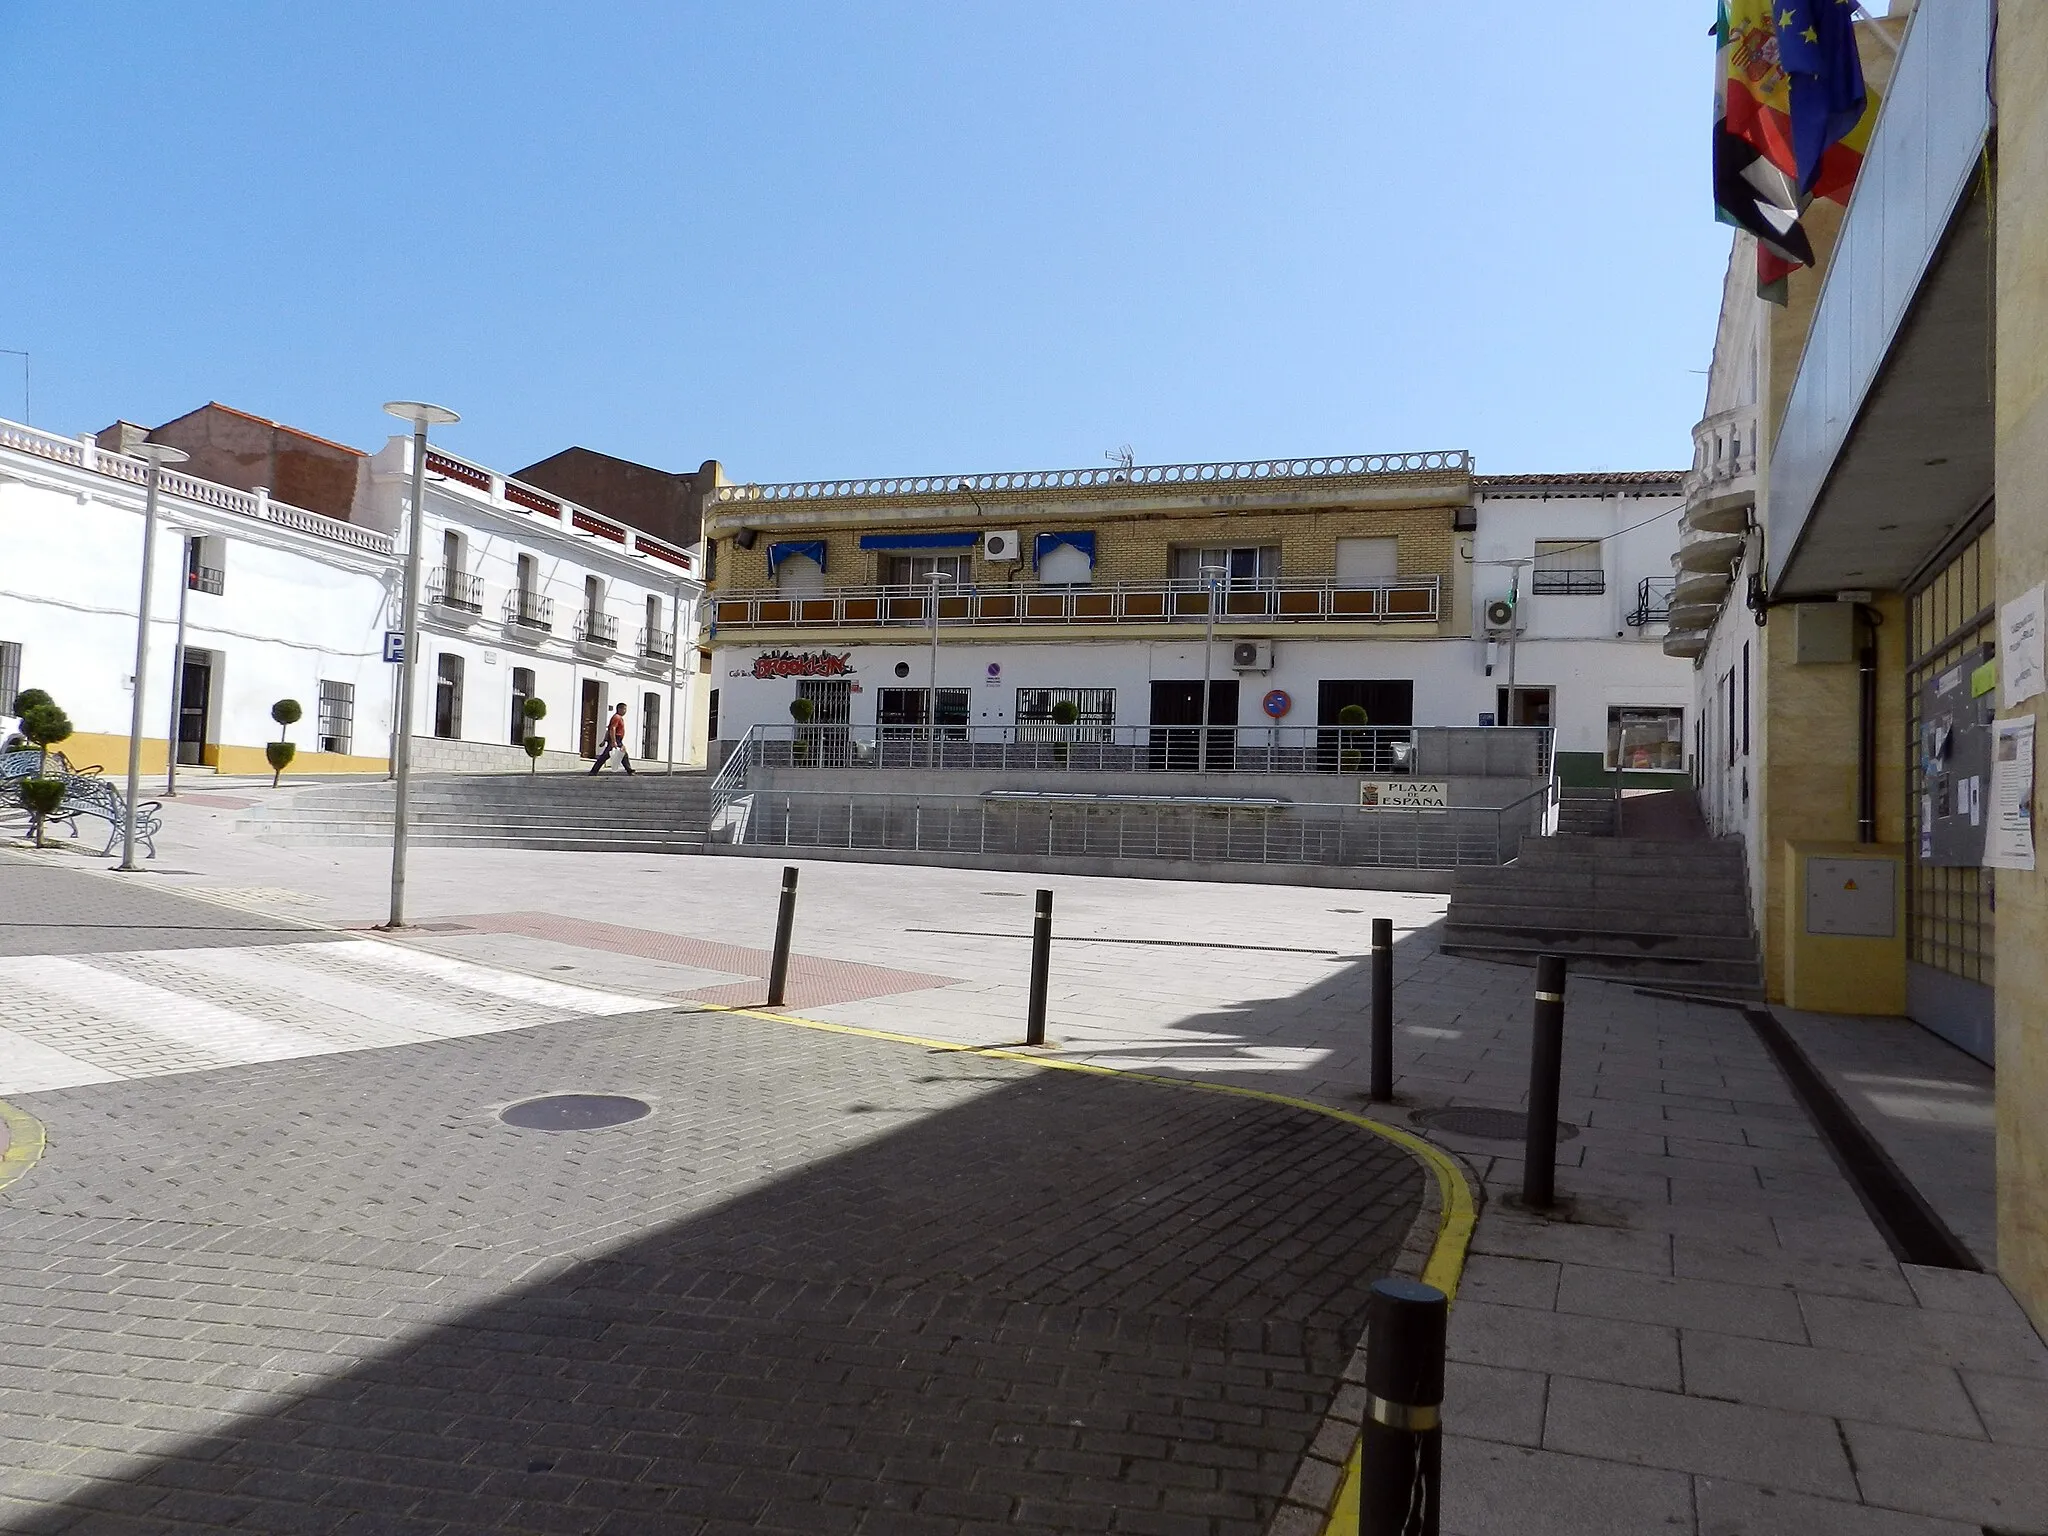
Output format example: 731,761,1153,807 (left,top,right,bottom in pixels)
1919,644,1995,867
